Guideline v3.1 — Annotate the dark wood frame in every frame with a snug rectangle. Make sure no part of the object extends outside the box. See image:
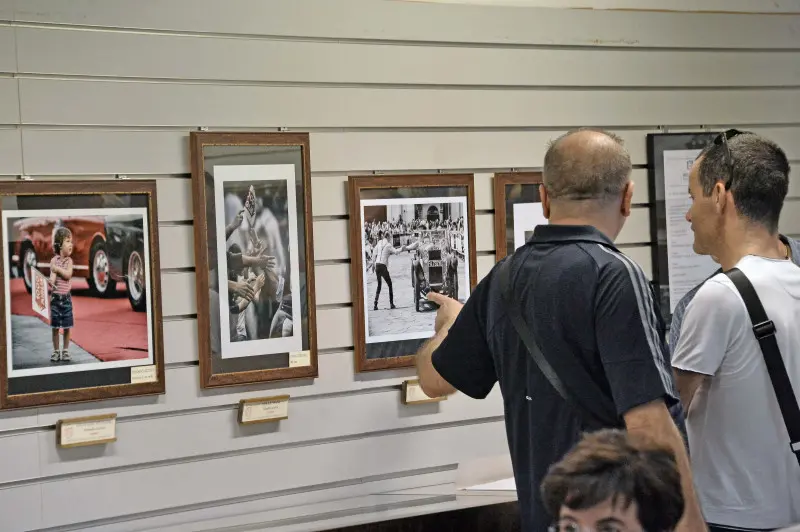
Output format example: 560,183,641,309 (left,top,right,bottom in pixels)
190,132,318,388
0,180,166,409
493,172,544,261
348,174,478,372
